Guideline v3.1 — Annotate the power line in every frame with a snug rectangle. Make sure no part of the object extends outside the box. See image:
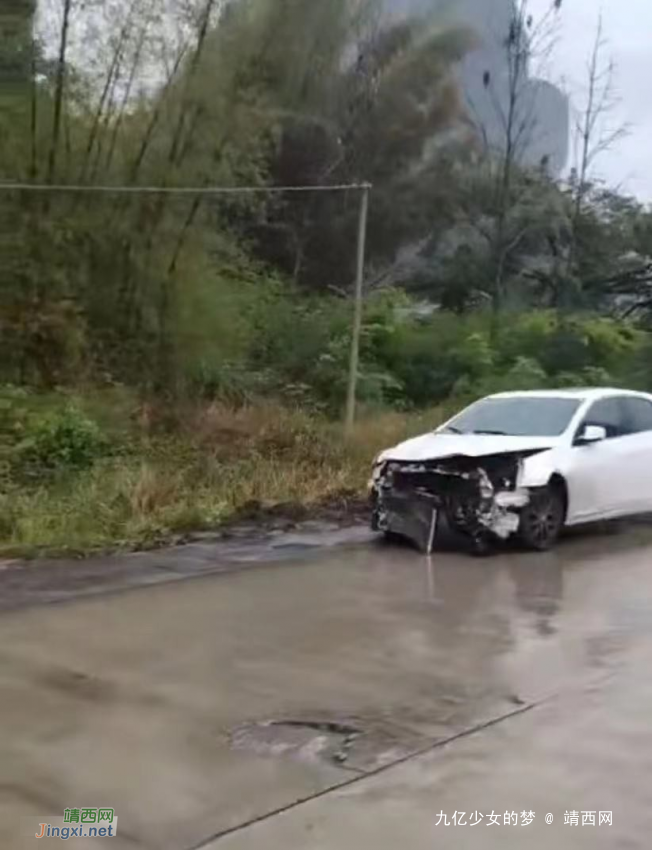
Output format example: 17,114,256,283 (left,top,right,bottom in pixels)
0,182,370,196
0,178,372,431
